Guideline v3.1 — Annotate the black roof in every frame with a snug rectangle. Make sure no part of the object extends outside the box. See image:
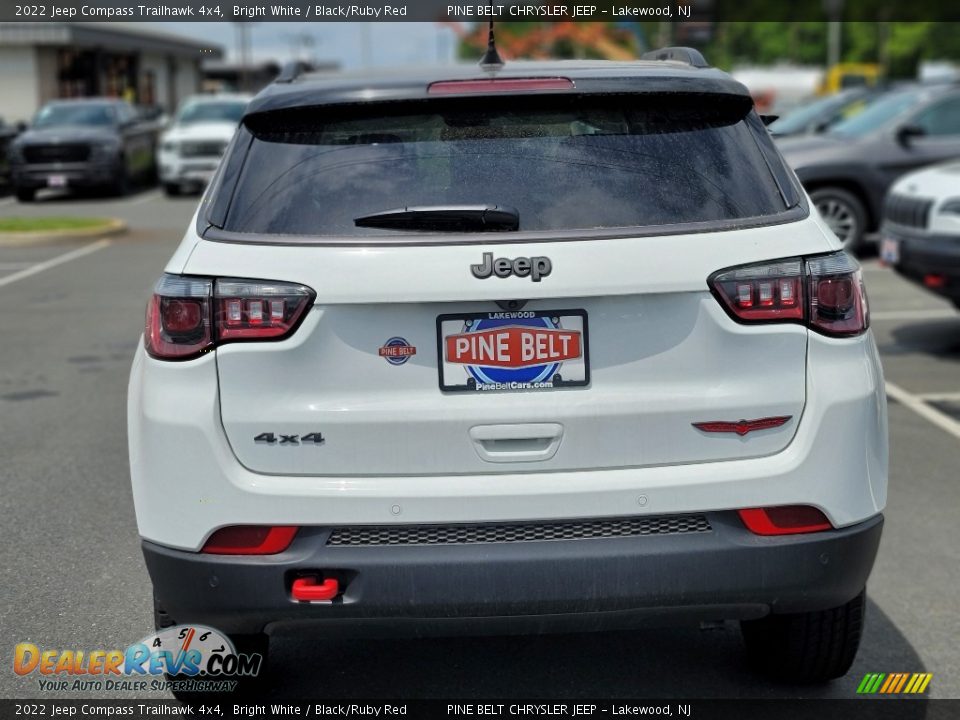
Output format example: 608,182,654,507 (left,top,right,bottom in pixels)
245,60,750,116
